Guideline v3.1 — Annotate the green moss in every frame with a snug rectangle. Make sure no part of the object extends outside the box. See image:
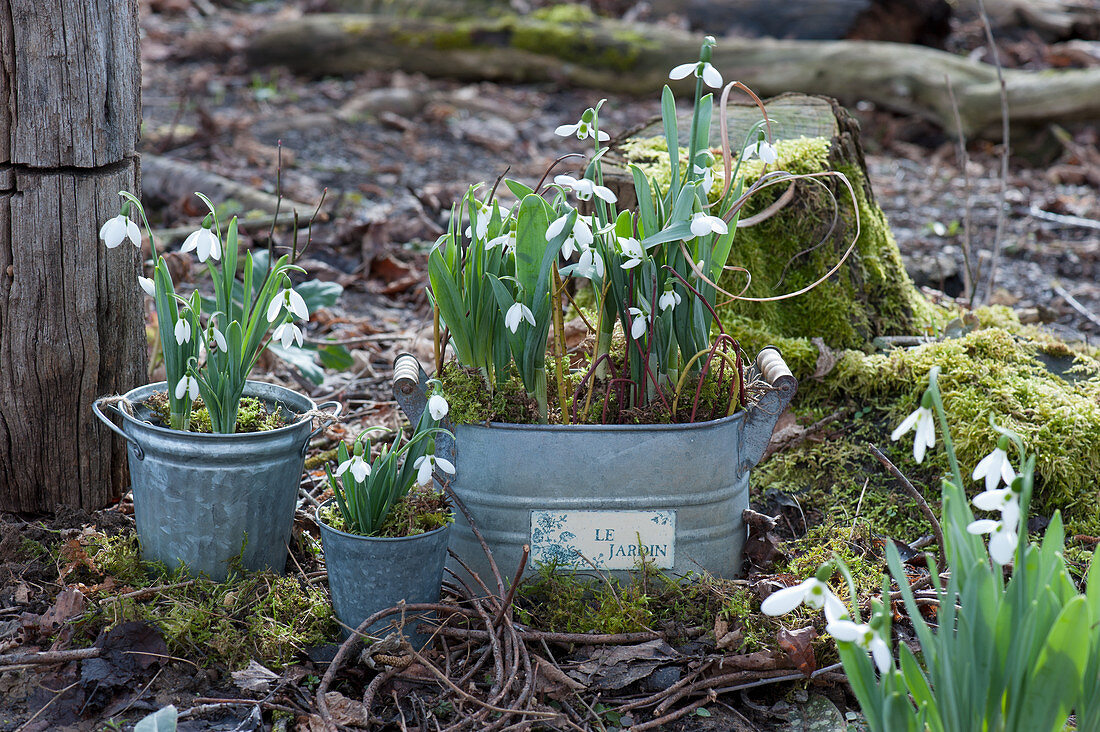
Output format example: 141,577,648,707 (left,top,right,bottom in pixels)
79,530,338,670
825,328,1100,529
143,393,288,433
530,3,597,23
514,562,782,651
